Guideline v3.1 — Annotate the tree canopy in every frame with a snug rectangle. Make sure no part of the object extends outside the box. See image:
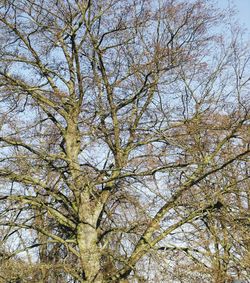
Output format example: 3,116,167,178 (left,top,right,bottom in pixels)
0,0,249,282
